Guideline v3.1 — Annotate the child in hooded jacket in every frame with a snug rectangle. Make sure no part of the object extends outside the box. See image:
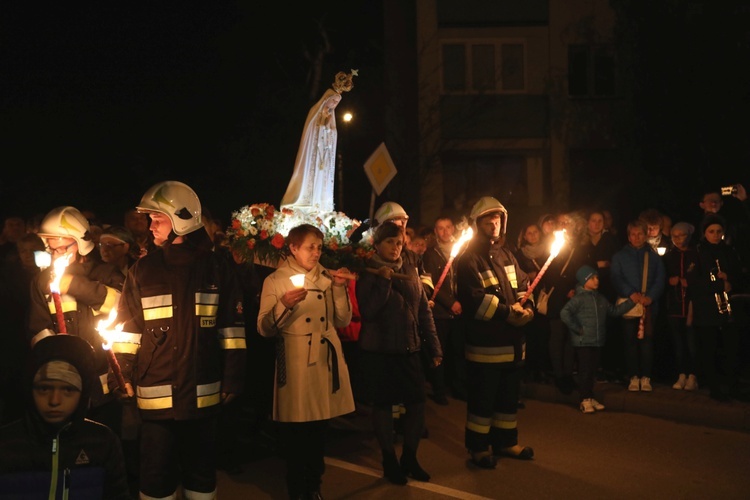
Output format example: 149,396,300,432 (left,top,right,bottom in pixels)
560,265,635,414
0,334,130,499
